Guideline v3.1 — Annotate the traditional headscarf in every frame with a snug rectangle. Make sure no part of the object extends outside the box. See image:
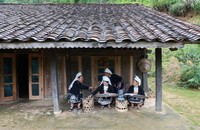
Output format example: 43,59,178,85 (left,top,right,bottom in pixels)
99,76,112,86
68,72,82,90
104,68,112,74
134,75,141,86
